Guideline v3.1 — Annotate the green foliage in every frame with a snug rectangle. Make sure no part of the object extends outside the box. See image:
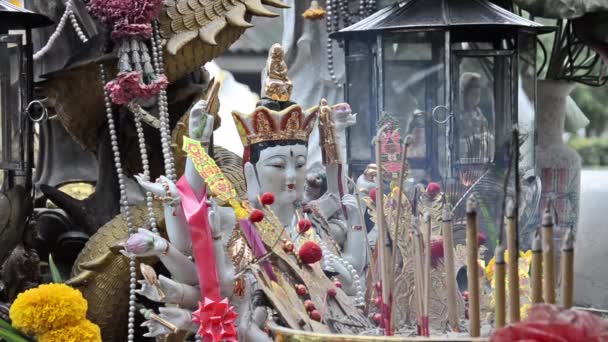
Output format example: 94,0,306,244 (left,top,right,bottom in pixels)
48,254,63,284
572,85,608,137
568,137,608,166
0,318,32,342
